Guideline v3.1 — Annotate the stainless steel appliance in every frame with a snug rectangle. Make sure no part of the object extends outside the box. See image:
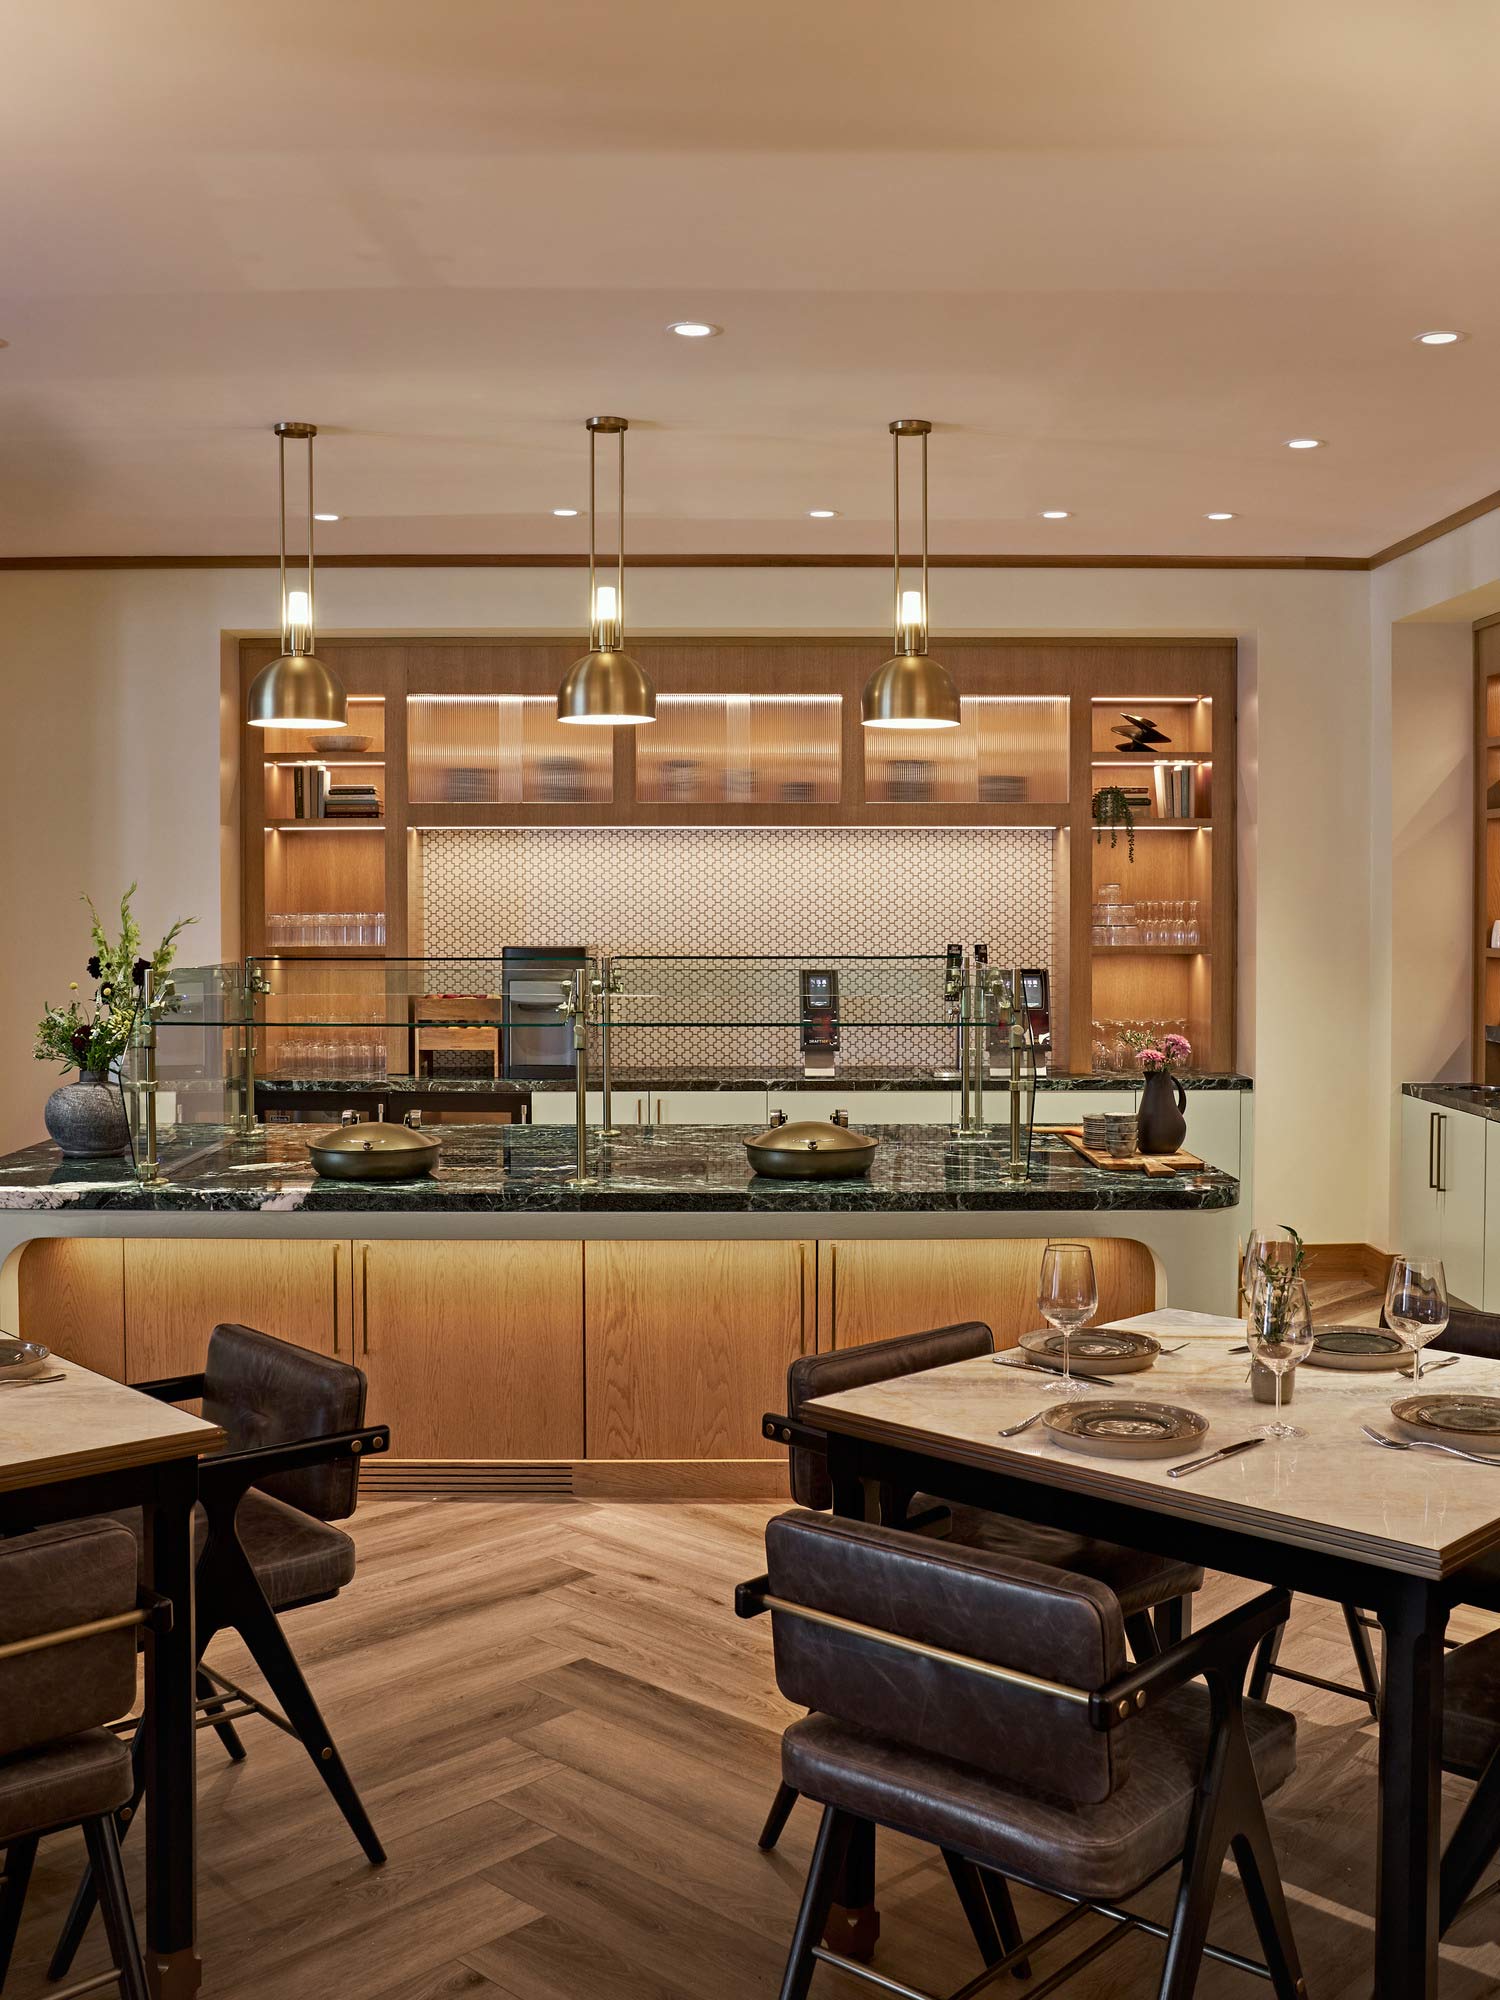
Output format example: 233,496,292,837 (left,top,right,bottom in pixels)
799,968,840,1077
744,1108,877,1179
1018,967,1052,1073
501,947,588,1080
